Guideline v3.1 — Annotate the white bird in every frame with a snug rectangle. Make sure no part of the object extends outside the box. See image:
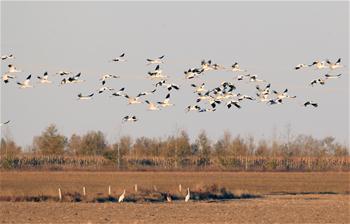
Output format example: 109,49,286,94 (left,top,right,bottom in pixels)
304,101,318,108
77,93,94,100
191,83,207,93
146,55,165,65
124,95,142,104
61,73,85,84
186,105,201,112
184,68,204,79
111,87,126,97
256,93,271,102
145,100,160,111
17,74,33,88
111,53,126,62
137,89,156,97
273,89,296,100
247,74,266,83
198,108,216,113
100,74,119,85
0,120,10,127
267,98,283,105
324,74,342,79
98,86,115,94
56,71,71,76
37,72,52,84
294,64,308,70
157,93,174,108
7,64,21,73
185,188,190,202
2,73,15,83
1,54,15,61
309,60,327,69
310,78,325,86
326,58,343,70
122,115,138,122
229,62,246,72
118,189,126,203
201,59,213,71
227,100,241,109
